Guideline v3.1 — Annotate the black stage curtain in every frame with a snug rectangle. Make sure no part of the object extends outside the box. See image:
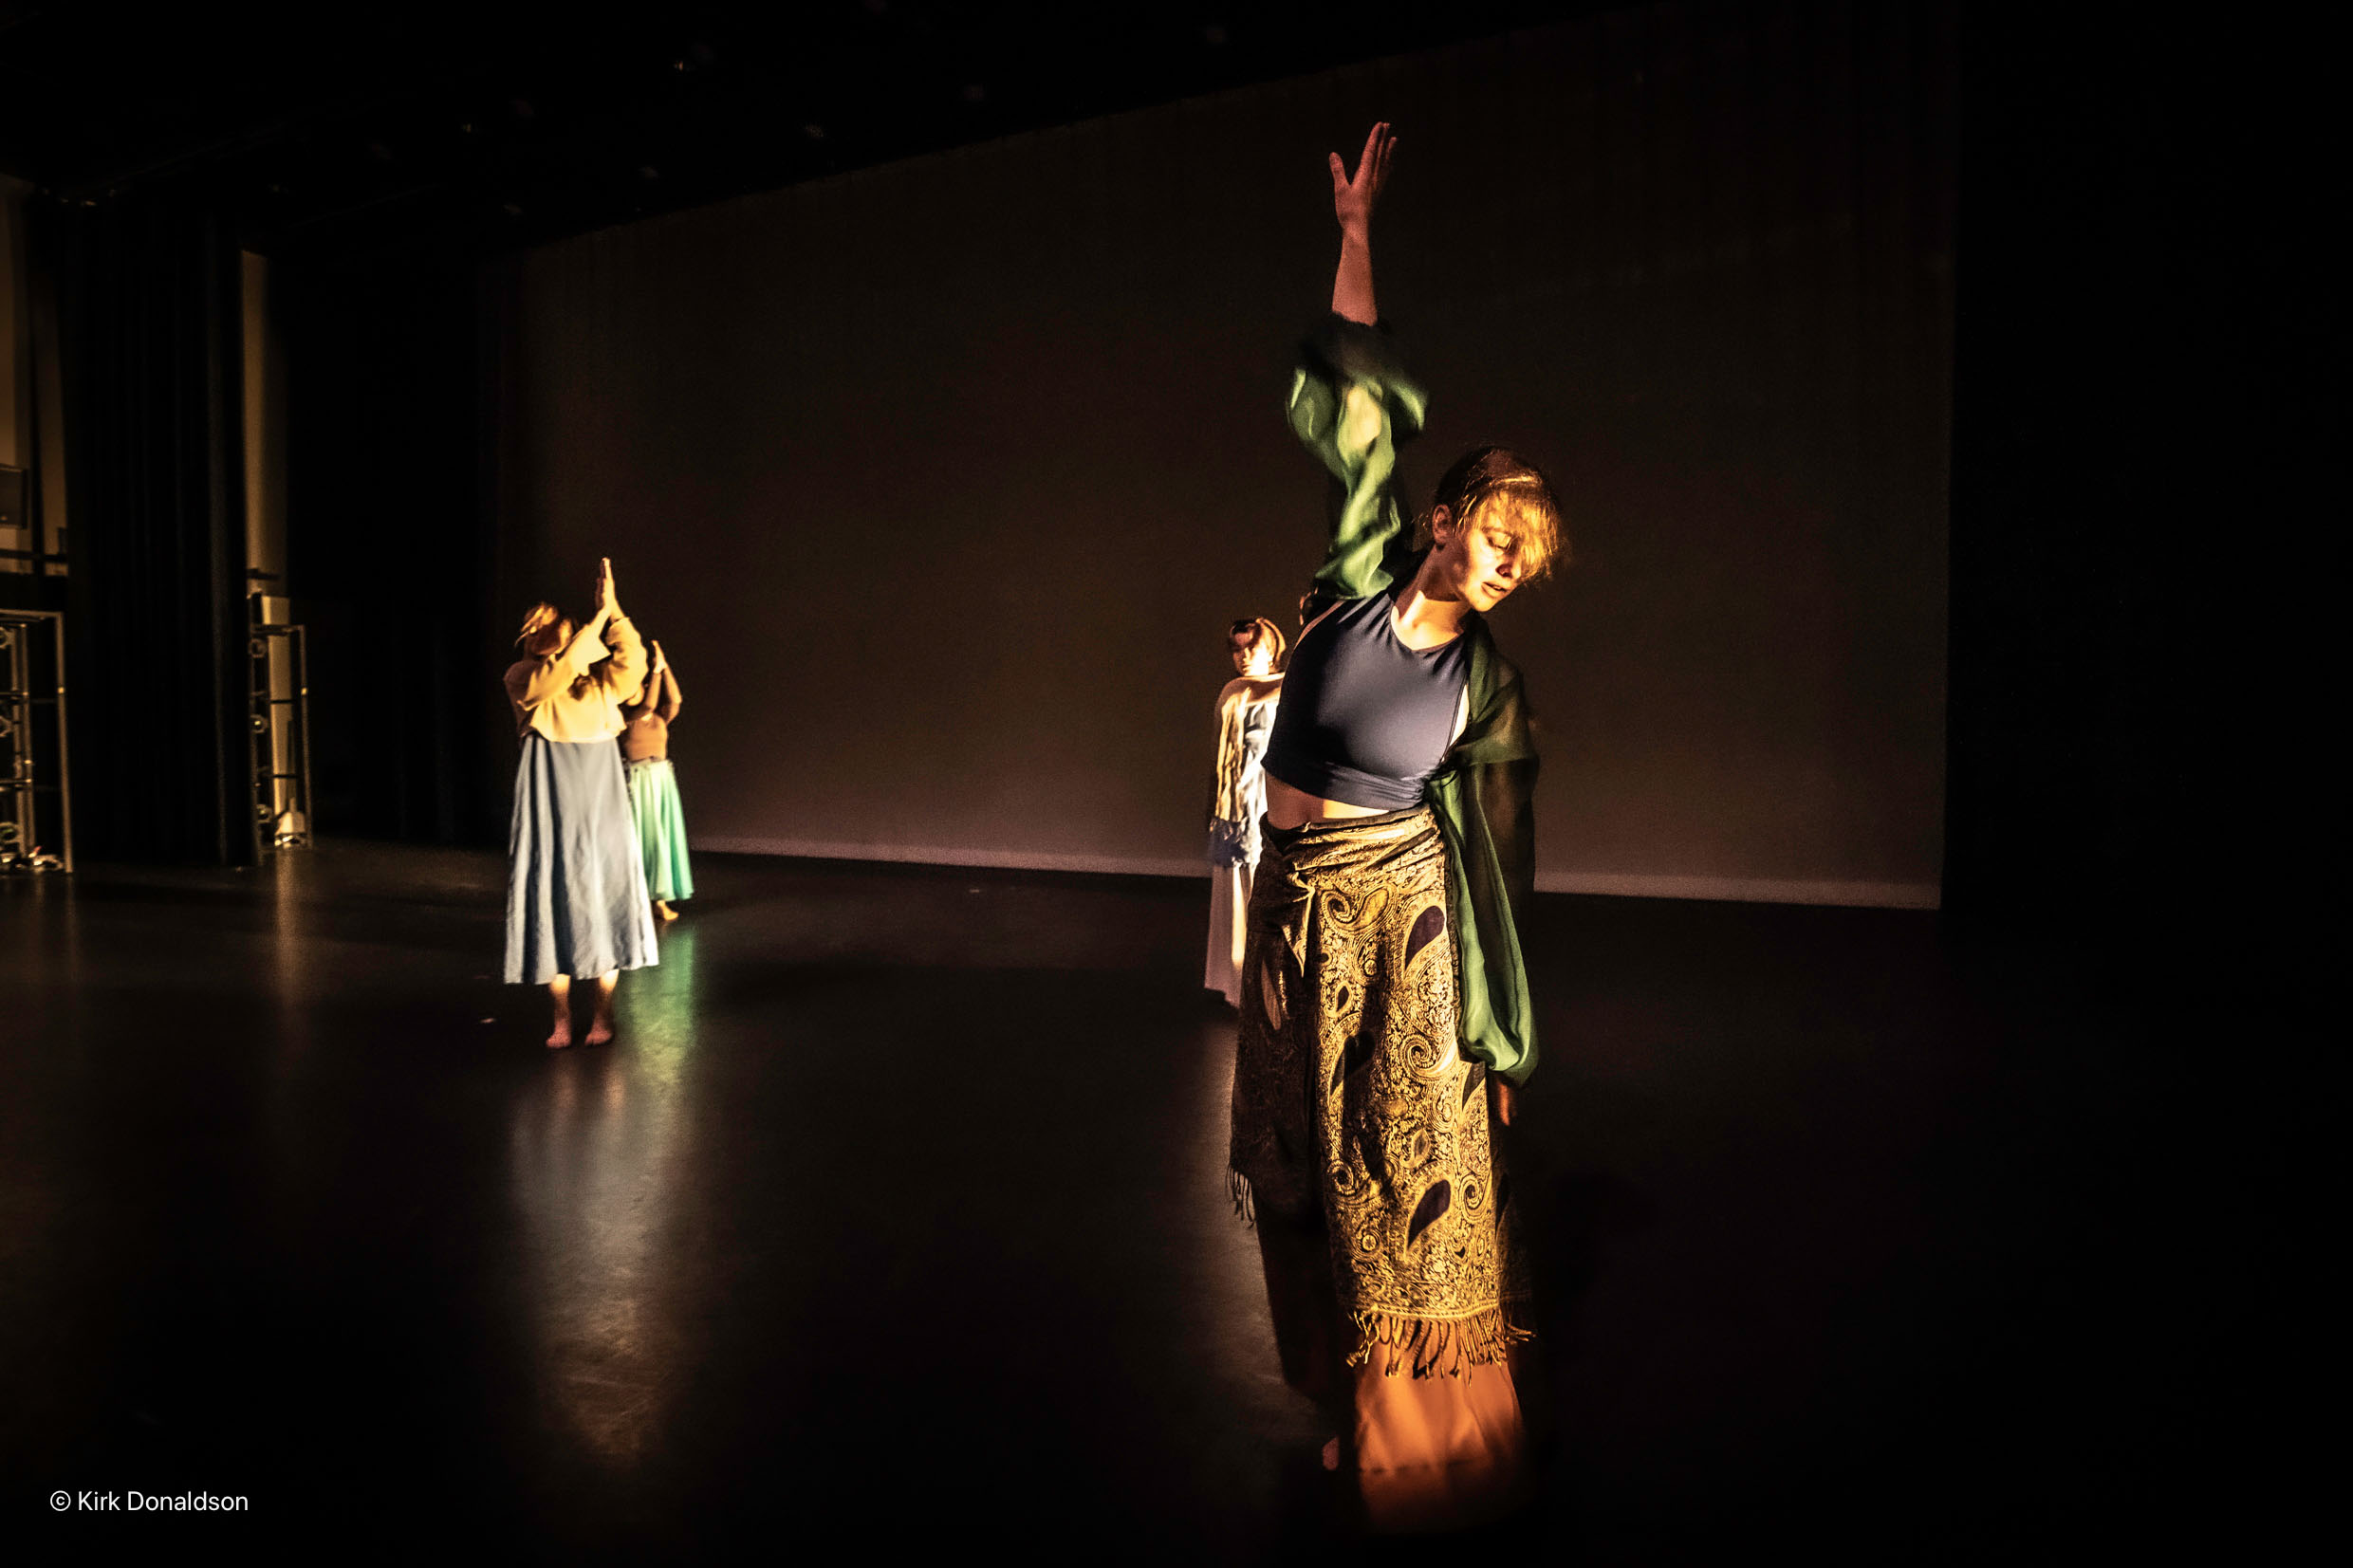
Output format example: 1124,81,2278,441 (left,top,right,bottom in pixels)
46,194,254,868
279,248,496,848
